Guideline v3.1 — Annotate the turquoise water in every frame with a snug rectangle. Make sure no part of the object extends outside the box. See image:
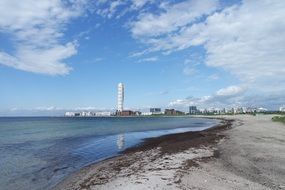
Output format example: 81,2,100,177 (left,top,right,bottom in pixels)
0,117,219,190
